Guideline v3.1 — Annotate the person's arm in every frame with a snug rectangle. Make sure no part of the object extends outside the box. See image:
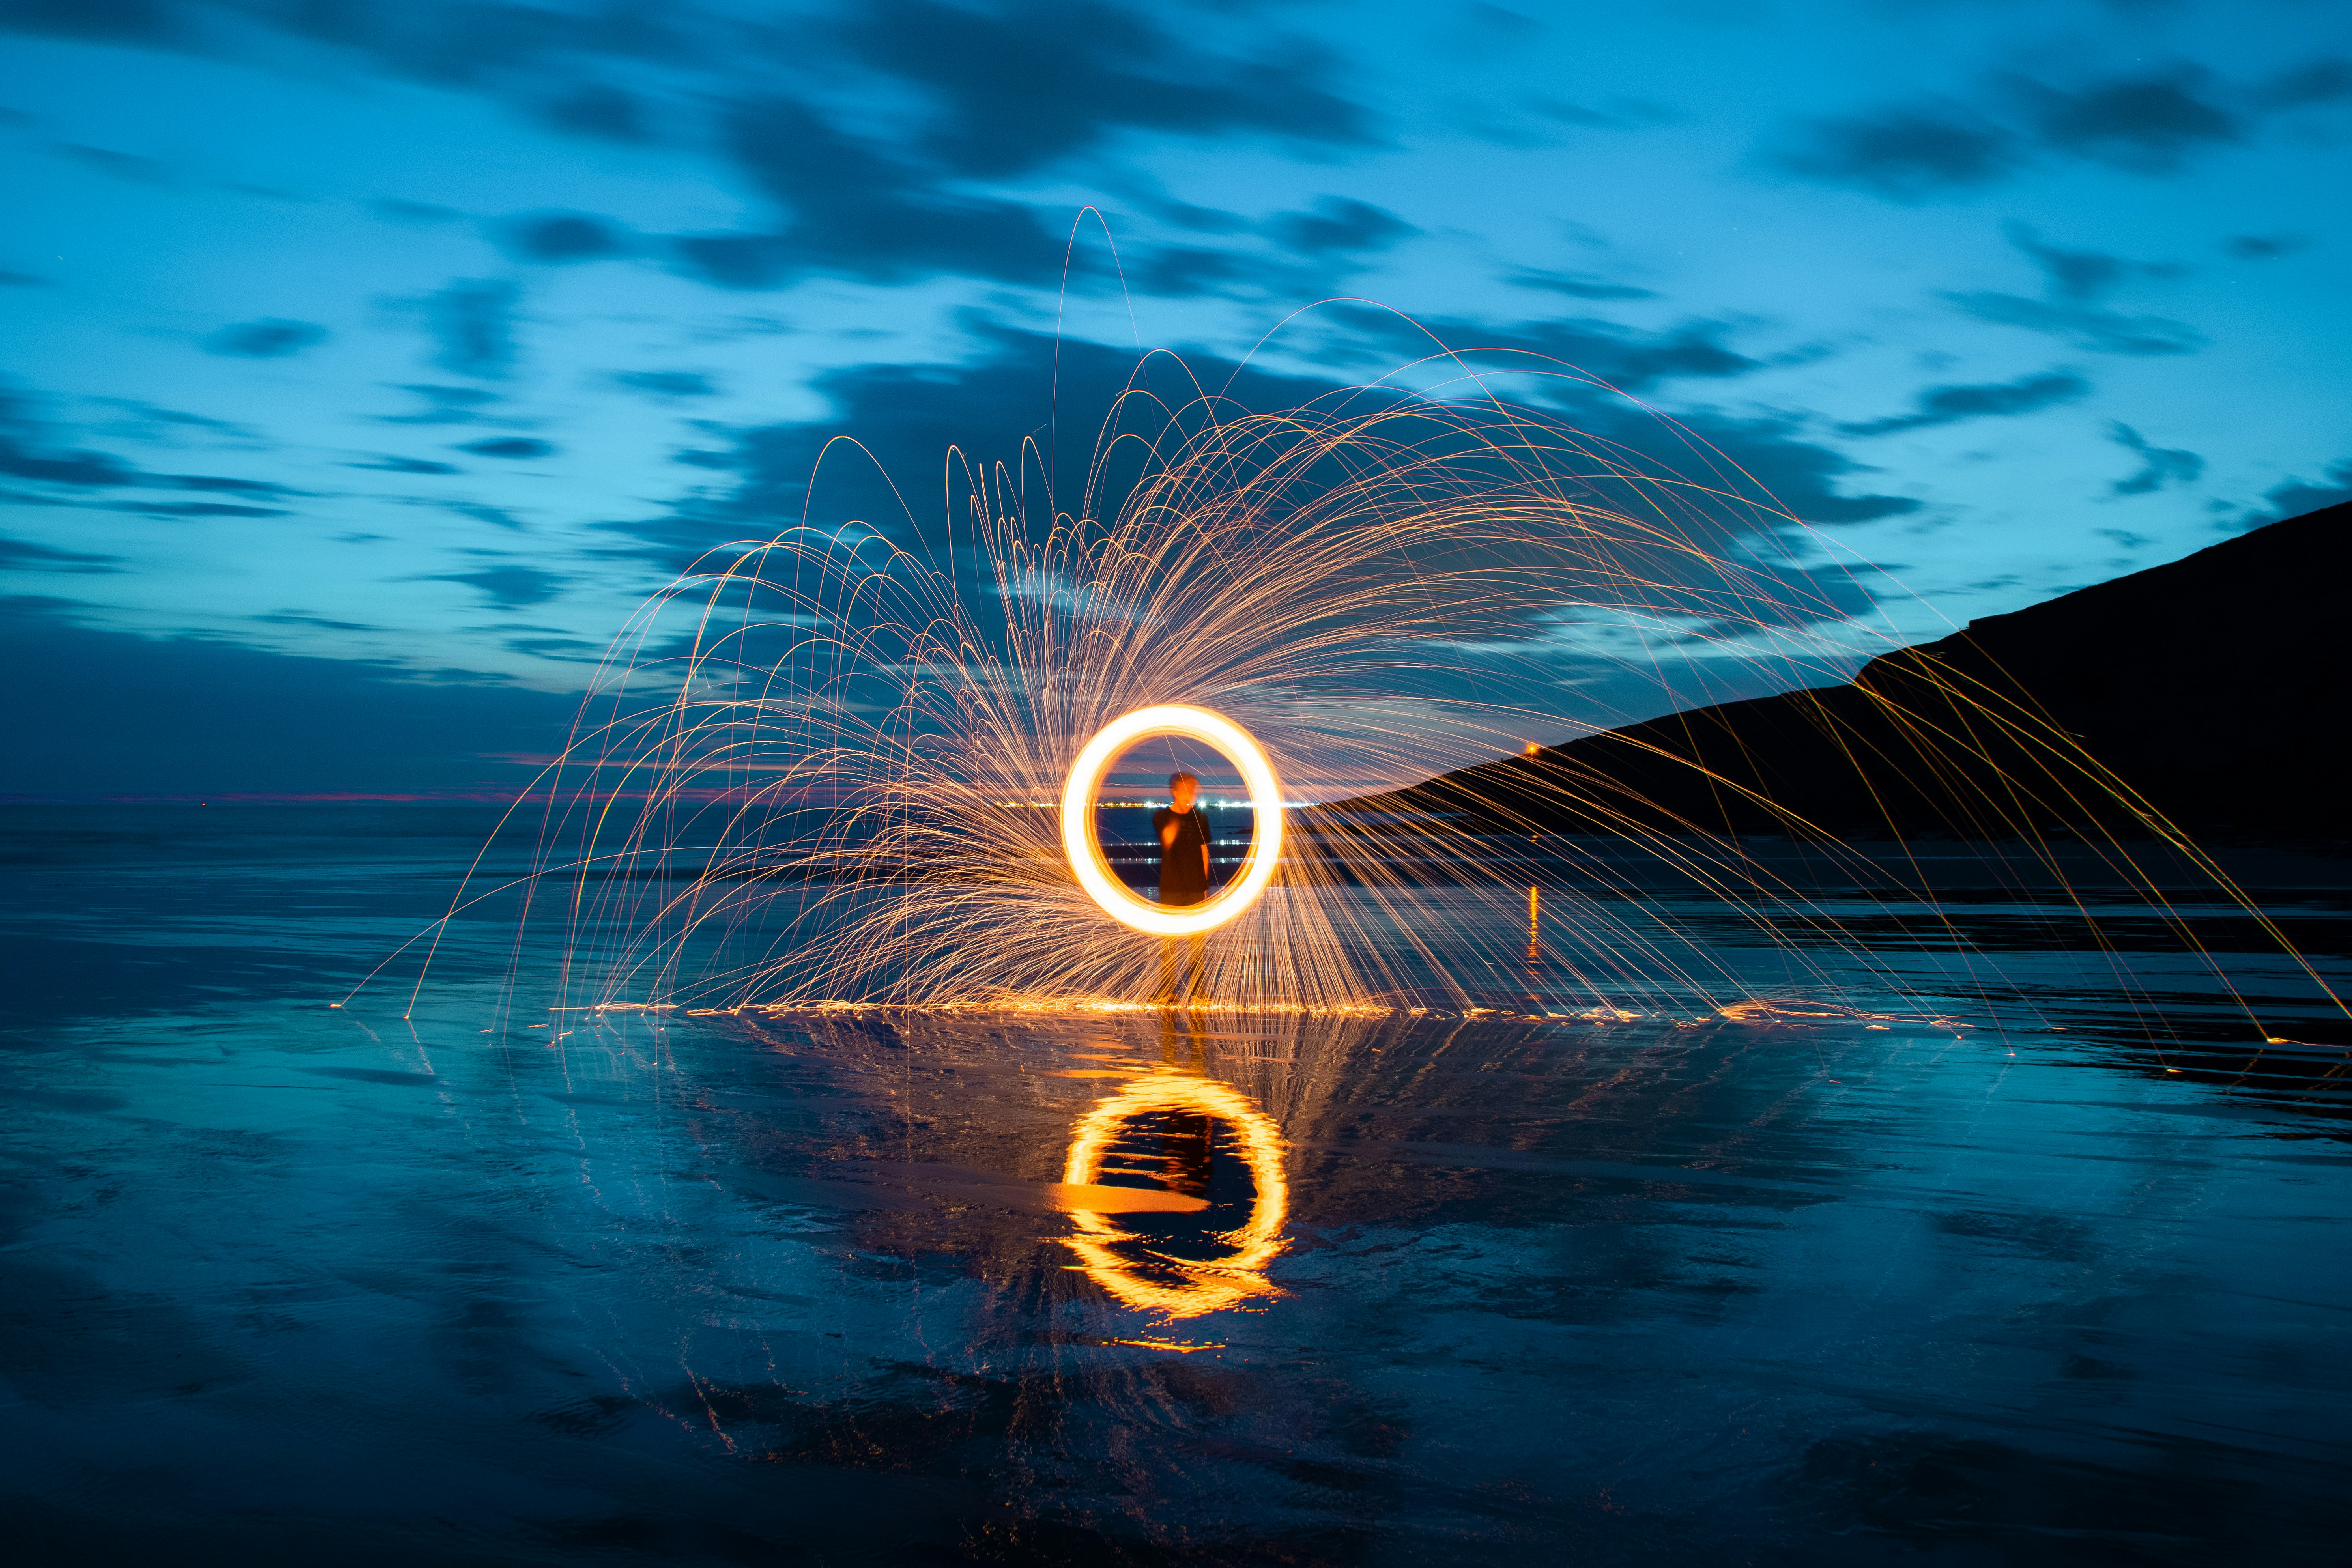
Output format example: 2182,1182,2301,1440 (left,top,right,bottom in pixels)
1198,813,1211,882
1157,810,1180,850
